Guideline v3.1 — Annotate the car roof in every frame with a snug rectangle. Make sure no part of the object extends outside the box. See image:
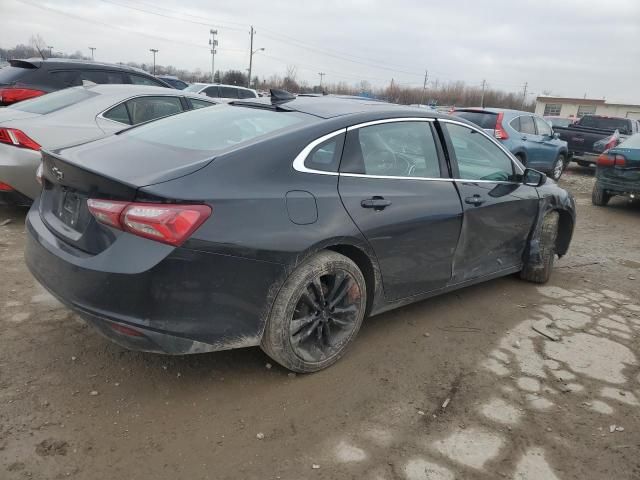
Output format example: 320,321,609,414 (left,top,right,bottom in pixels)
10,58,154,76
232,95,454,120
455,107,534,116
